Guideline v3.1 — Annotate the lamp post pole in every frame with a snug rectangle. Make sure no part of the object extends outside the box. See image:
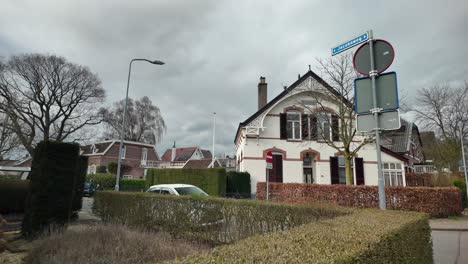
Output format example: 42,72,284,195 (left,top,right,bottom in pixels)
115,58,164,191
461,129,468,201
212,112,216,167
